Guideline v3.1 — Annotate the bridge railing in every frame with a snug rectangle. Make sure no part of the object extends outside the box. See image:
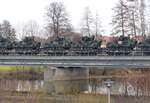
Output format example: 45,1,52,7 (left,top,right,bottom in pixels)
0,49,150,56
